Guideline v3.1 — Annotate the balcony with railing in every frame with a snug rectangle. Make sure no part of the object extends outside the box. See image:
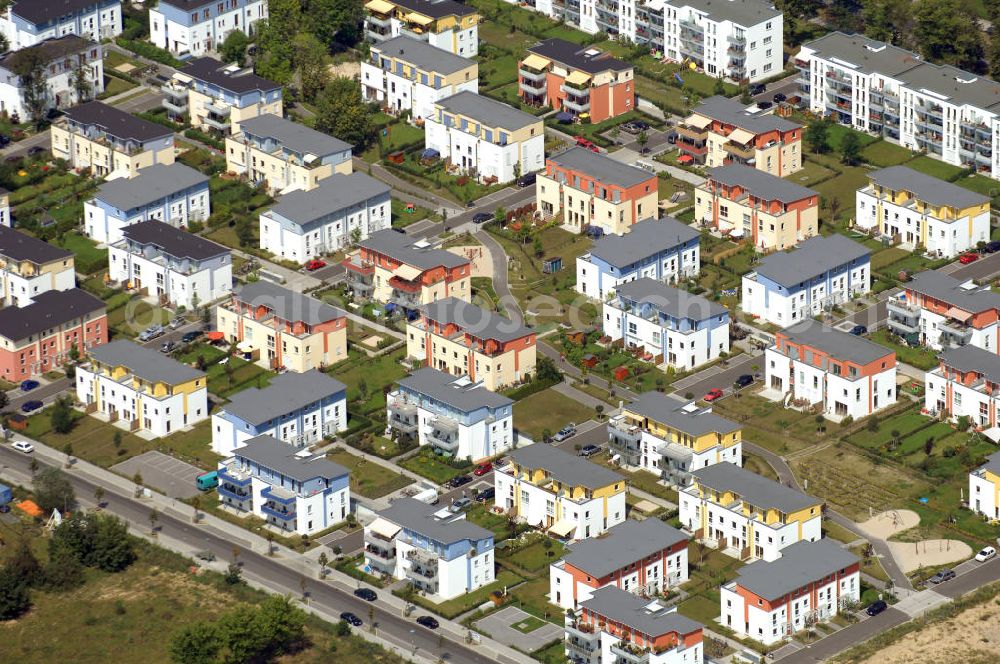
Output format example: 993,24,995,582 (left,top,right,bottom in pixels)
938,320,972,347
261,490,297,524
426,416,460,452
724,141,755,160
677,138,707,156
564,614,599,662
364,541,396,561
162,85,188,114
519,77,546,96
562,94,590,113
611,641,651,663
